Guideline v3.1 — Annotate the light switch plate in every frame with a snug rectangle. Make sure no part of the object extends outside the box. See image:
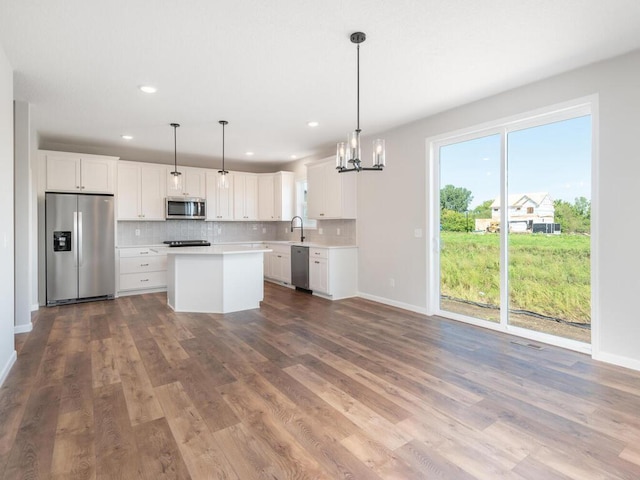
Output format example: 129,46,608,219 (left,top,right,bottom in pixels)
414,228,423,238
